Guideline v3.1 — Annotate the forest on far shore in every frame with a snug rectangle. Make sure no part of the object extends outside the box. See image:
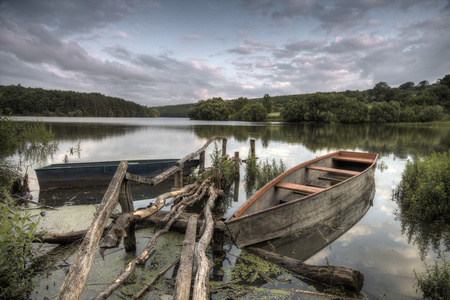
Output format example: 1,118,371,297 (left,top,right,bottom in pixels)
1,74,449,123
0,85,159,118
185,74,450,123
